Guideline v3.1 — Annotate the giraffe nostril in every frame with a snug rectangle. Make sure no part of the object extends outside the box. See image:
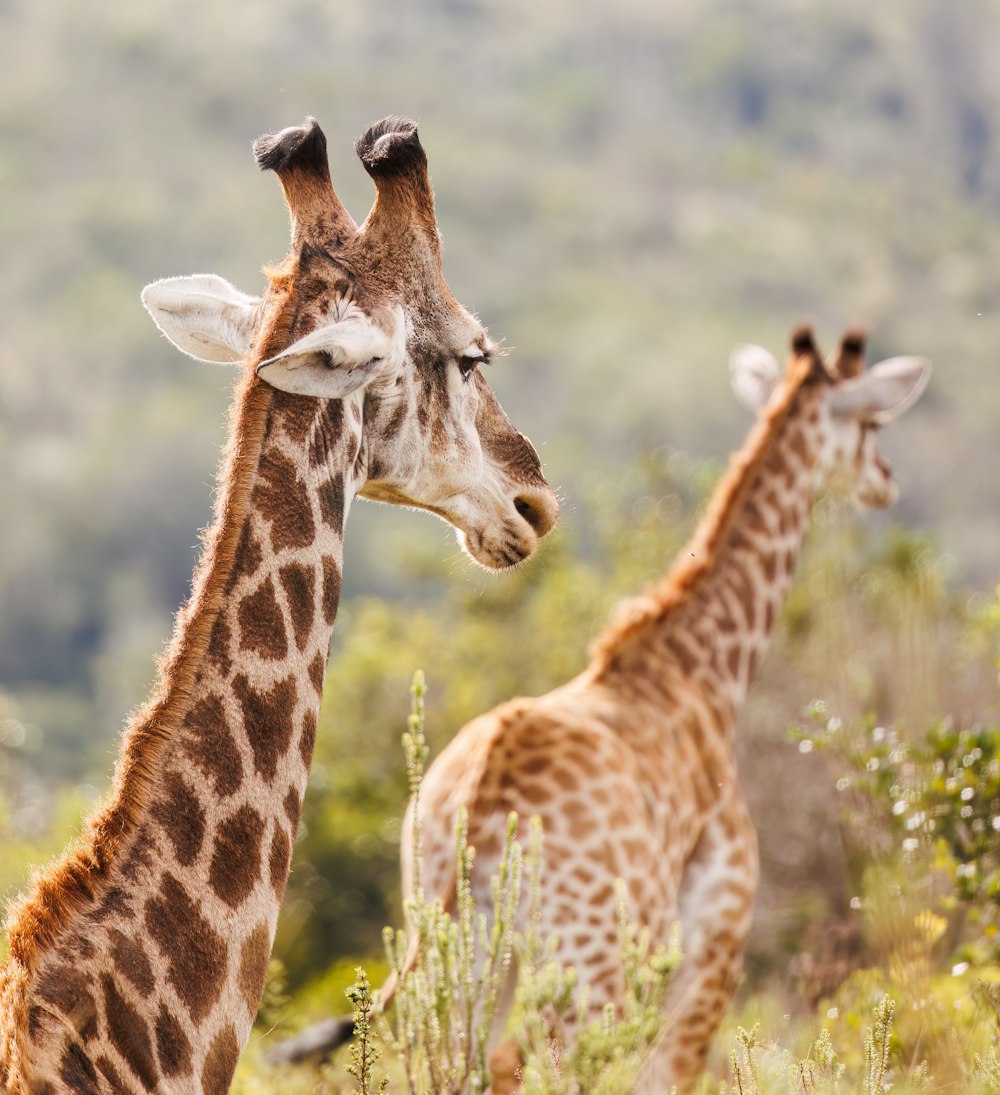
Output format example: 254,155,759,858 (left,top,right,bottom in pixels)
513,492,558,538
